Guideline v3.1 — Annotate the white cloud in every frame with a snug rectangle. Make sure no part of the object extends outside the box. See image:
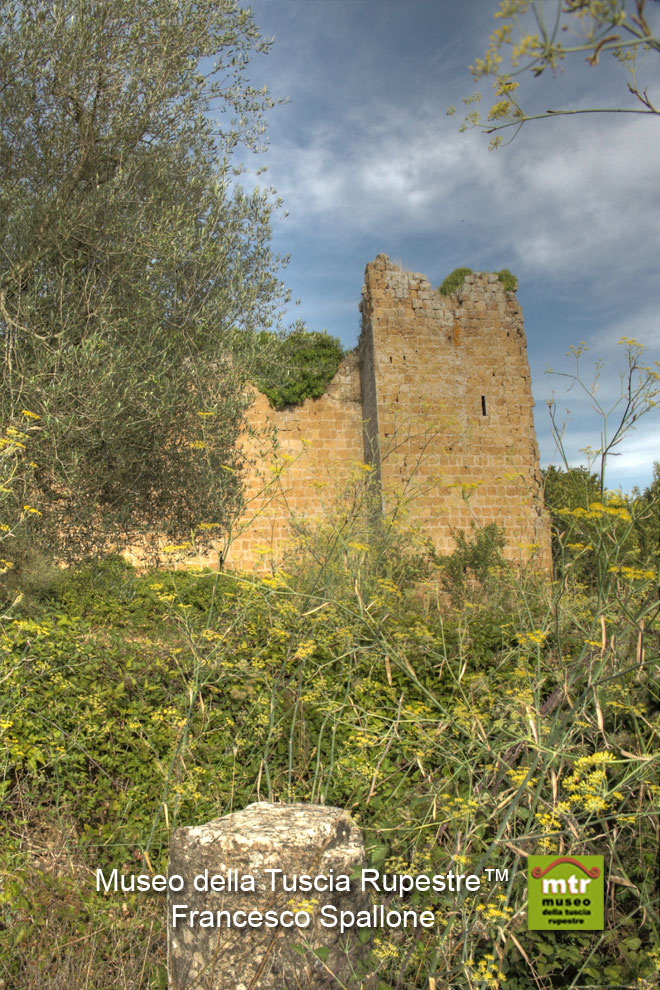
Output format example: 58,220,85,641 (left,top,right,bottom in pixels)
258,102,660,295
495,118,660,279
